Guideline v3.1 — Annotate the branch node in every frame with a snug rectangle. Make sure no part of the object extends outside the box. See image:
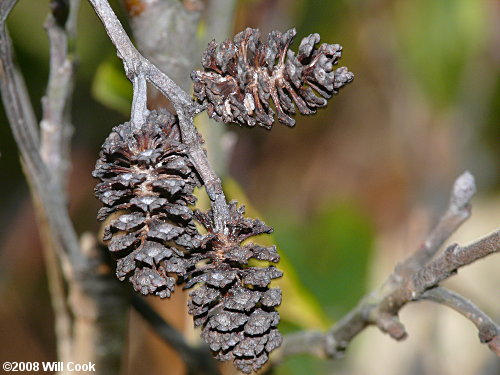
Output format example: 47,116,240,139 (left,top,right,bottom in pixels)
487,336,500,357
444,243,459,258
450,171,476,214
375,313,408,341
323,334,340,358
478,325,500,344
